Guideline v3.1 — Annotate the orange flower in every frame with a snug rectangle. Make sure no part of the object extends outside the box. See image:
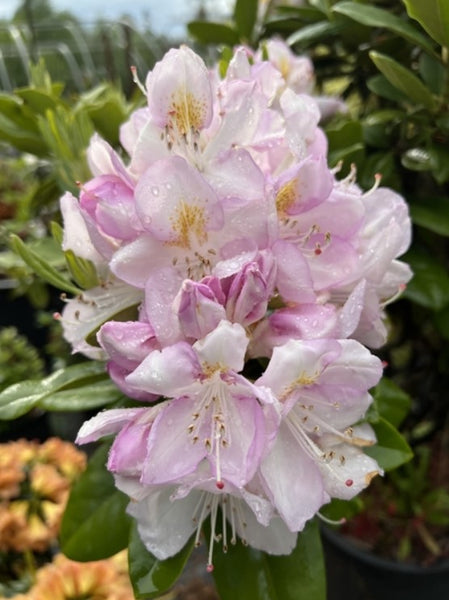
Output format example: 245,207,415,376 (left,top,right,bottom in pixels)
0,438,86,553
12,552,135,600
